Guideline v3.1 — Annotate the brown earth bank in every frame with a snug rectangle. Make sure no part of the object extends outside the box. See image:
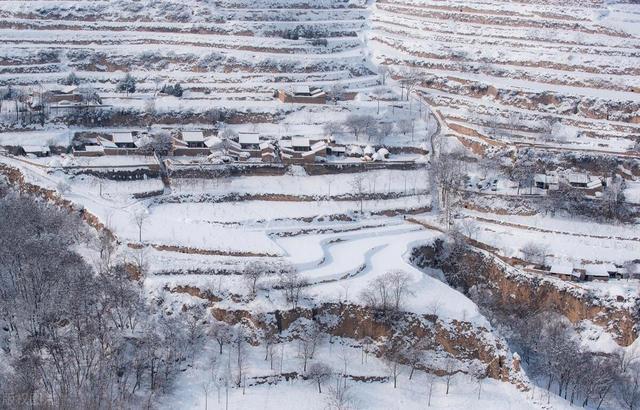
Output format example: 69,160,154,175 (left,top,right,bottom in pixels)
411,243,639,346
204,301,521,384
